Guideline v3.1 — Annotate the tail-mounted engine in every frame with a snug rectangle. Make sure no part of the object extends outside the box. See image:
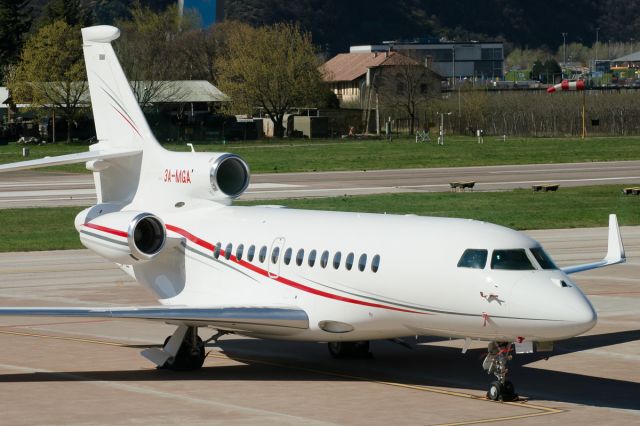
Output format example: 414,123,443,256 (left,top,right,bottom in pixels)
159,152,250,204
77,210,166,264
210,153,250,199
